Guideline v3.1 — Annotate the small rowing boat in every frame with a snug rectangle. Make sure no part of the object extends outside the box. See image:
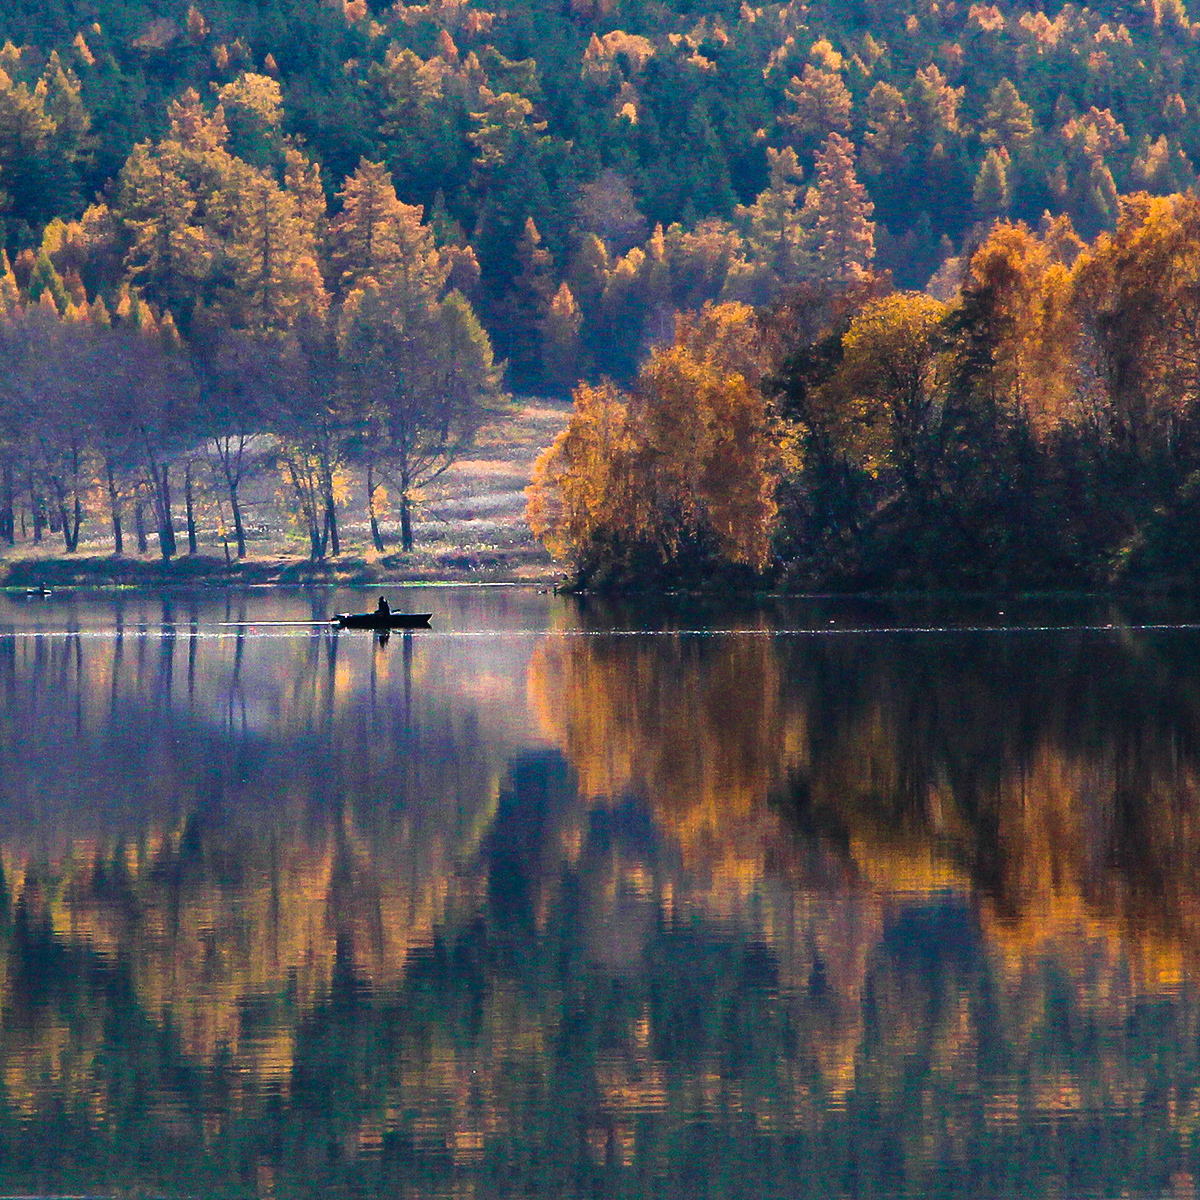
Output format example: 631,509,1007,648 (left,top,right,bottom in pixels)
332,612,432,630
